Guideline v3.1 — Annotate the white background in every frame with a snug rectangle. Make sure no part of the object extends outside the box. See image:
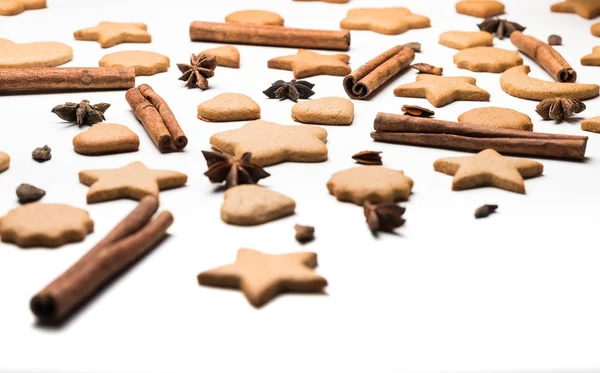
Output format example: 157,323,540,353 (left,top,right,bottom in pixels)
1,0,600,372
